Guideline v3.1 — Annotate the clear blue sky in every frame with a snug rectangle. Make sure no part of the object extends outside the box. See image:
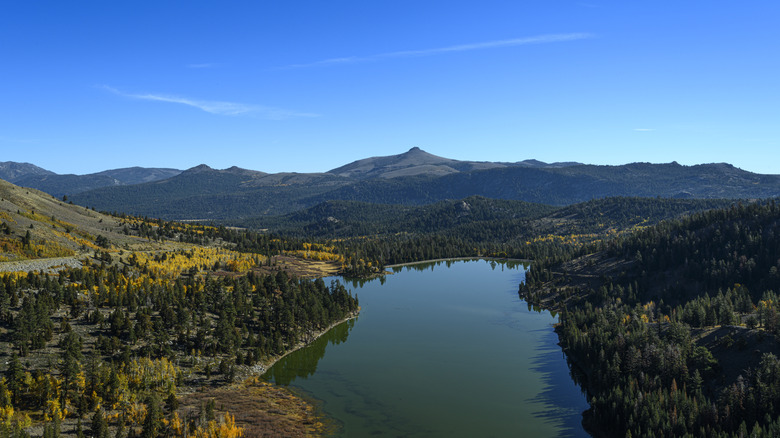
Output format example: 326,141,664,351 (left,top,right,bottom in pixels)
2,1,779,175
